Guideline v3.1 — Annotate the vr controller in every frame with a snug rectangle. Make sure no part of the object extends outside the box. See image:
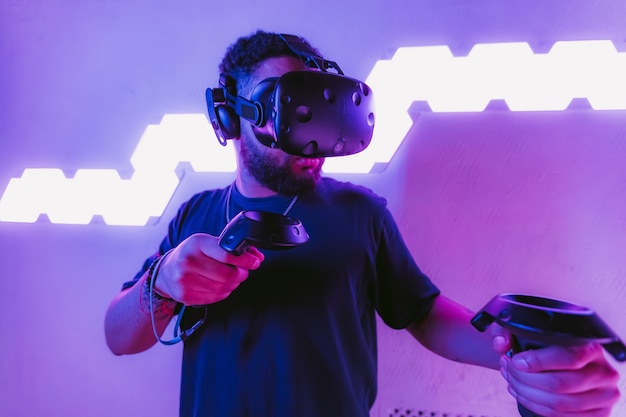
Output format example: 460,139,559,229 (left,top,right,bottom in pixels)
218,210,309,255
471,293,626,417
158,211,308,346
